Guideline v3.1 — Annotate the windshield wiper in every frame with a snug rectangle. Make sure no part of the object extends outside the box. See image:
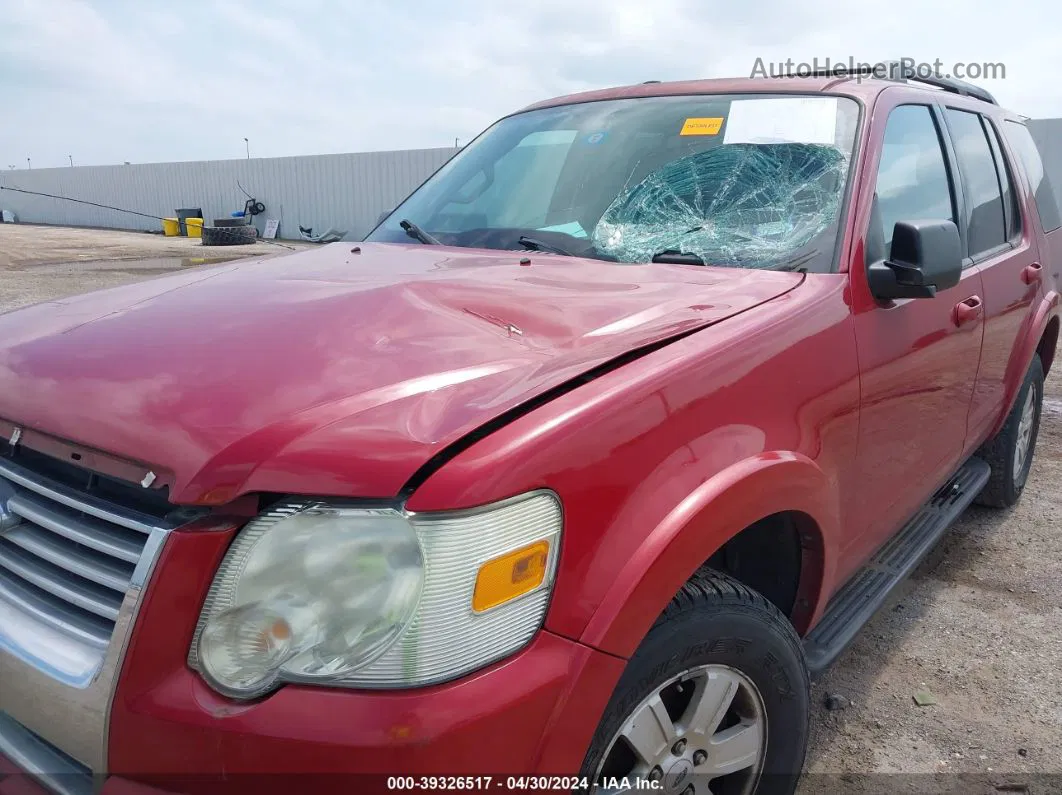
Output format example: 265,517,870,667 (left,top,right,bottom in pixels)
777,249,819,272
651,249,706,265
400,219,442,245
517,236,574,257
